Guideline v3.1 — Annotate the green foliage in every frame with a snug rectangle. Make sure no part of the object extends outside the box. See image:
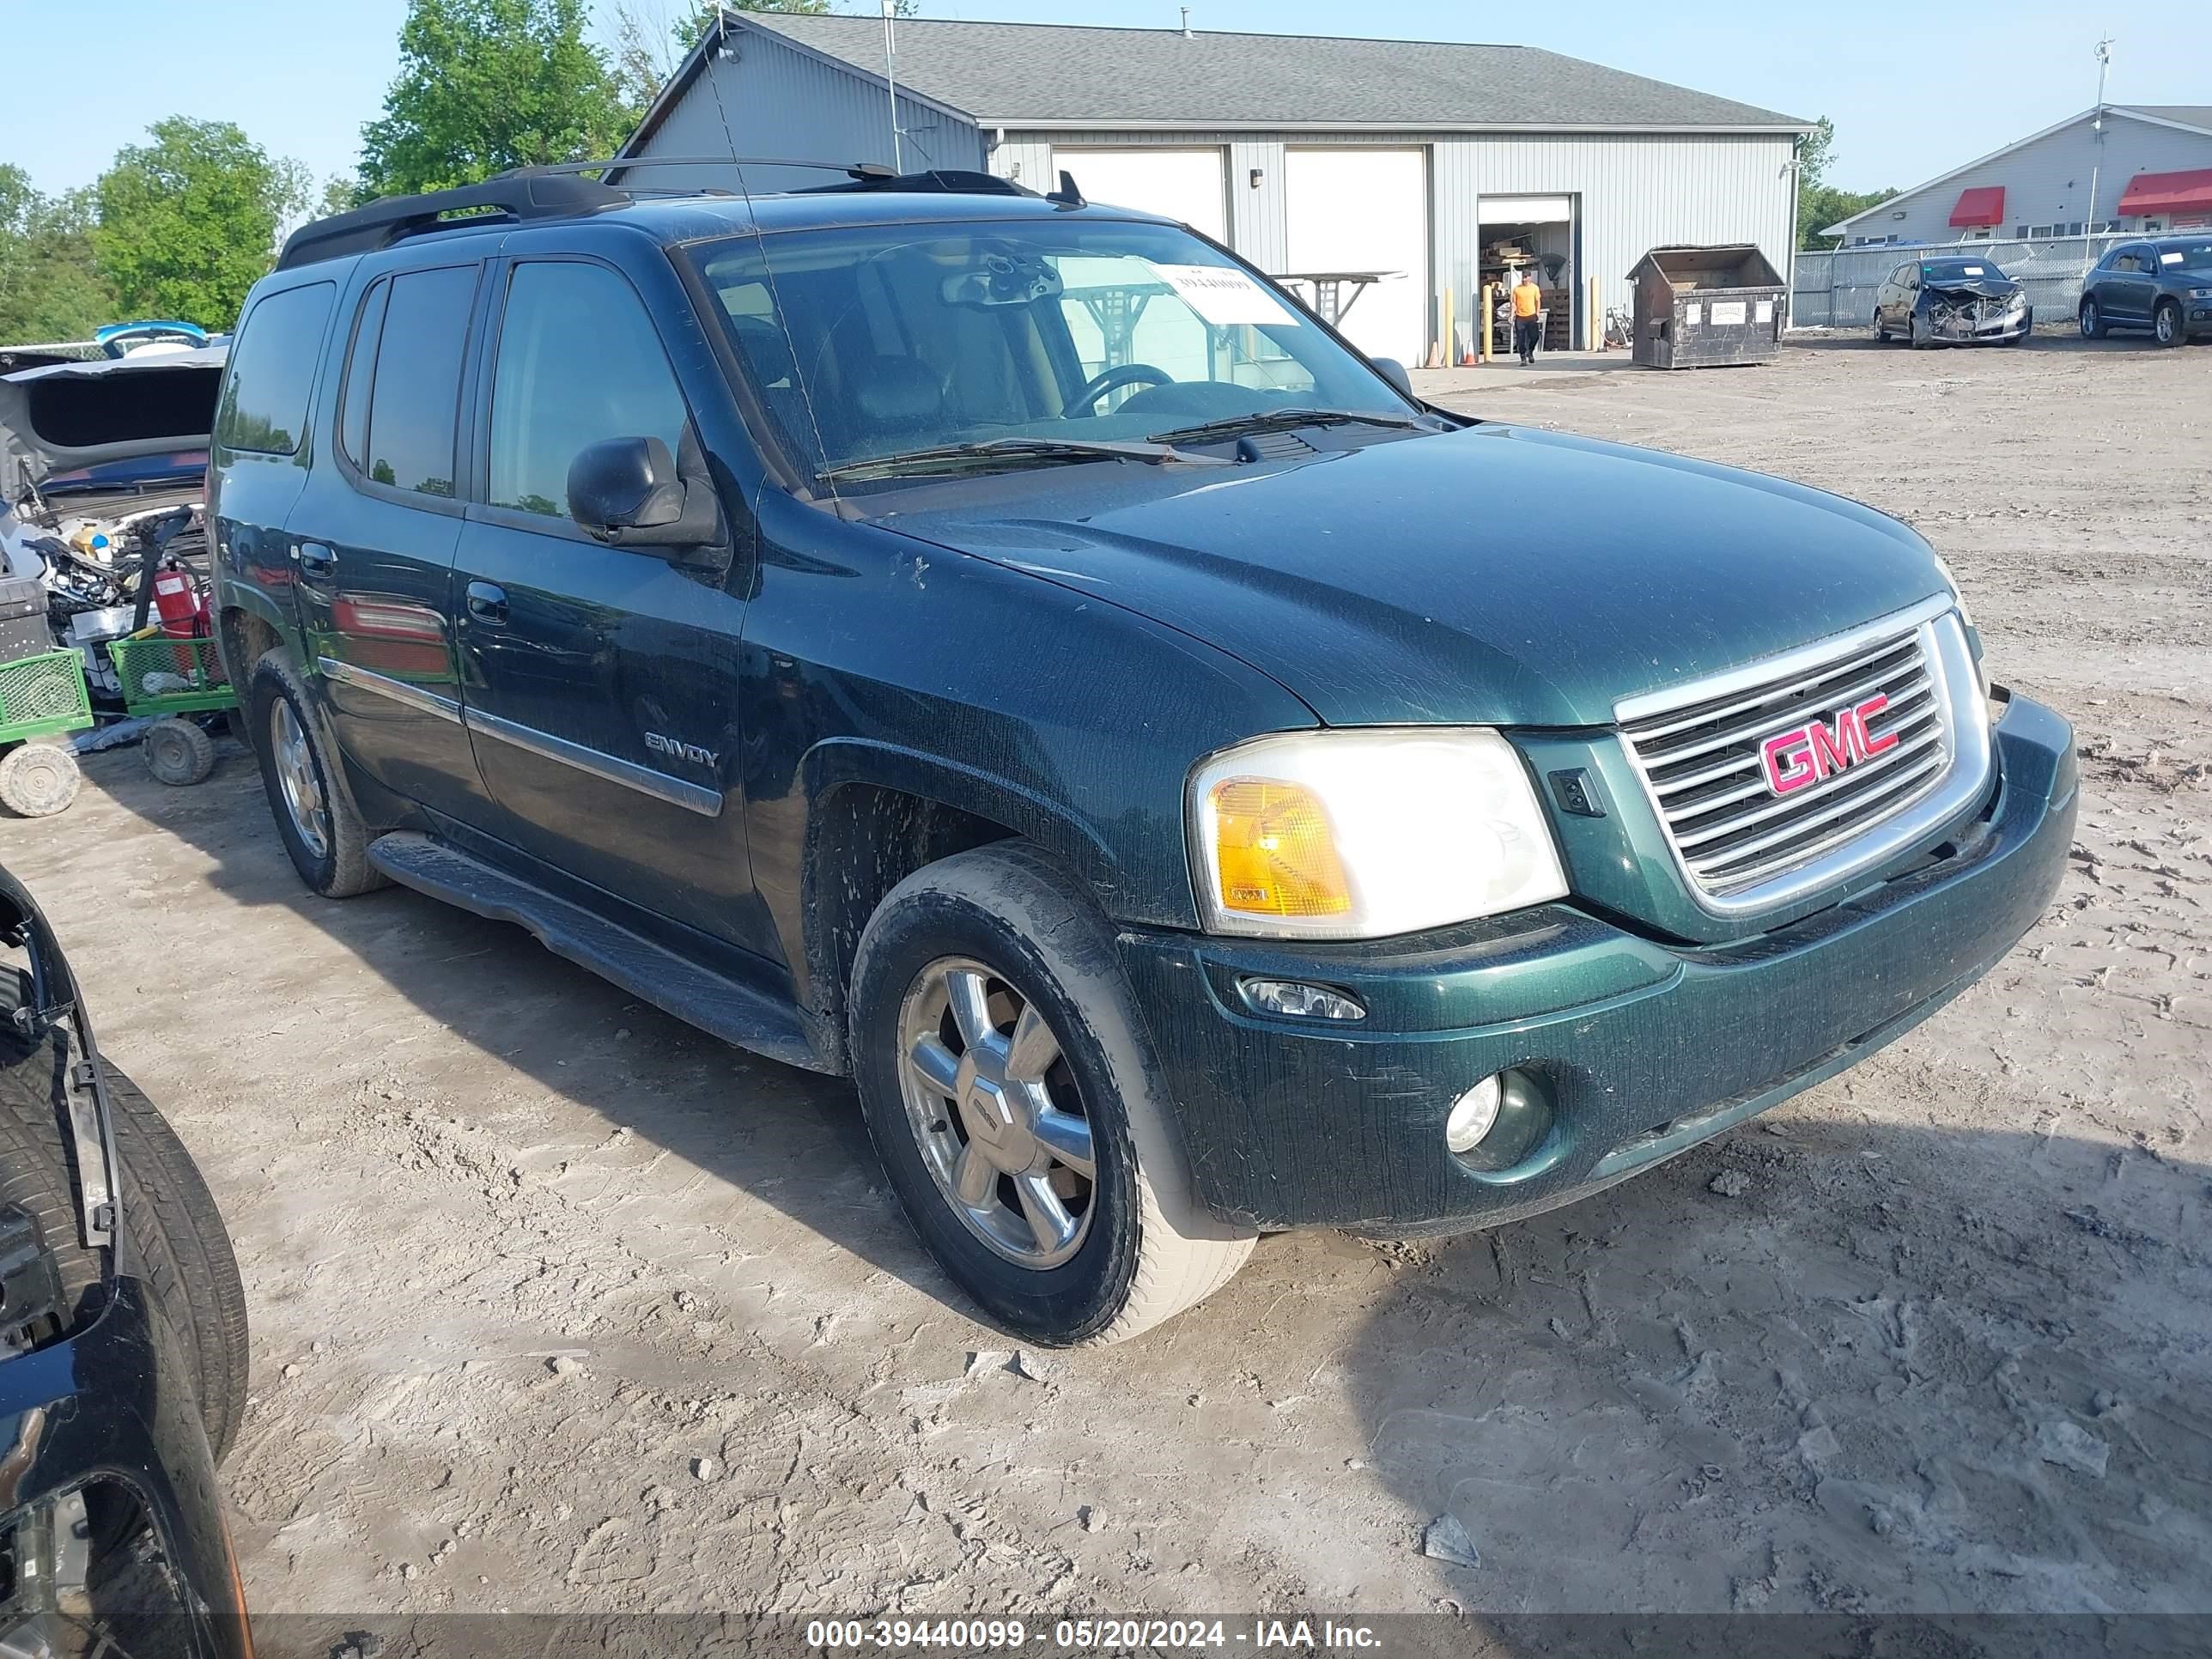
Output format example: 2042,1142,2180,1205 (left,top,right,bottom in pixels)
1795,118,1898,248
0,166,118,344
360,0,638,196
91,118,297,328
